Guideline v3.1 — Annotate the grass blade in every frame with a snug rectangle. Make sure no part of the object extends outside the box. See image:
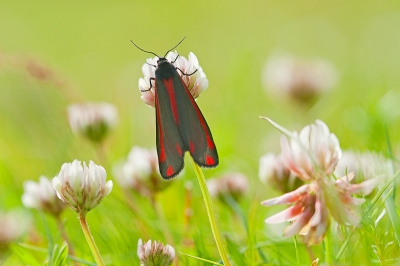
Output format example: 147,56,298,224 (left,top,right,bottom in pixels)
335,169,400,260
179,251,224,266
259,117,295,138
